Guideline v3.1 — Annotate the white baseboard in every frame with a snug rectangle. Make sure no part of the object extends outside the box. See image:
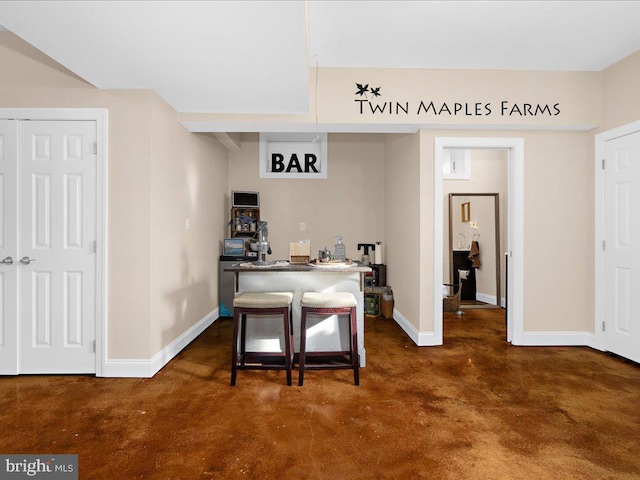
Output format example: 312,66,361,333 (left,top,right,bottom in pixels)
100,358,157,378
392,306,594,349
516,330,595,347
392,308,441,346
475,292,506,307
101,308,218,378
